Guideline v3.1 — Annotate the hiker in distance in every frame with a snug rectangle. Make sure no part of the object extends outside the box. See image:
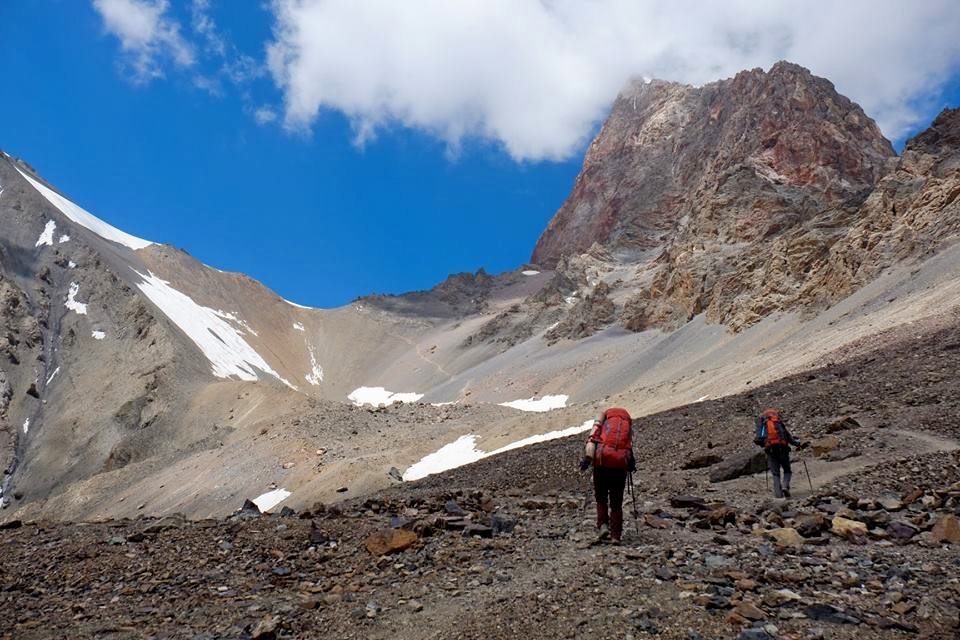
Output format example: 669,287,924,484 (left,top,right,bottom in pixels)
754,408,809,499
579,407,636,544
